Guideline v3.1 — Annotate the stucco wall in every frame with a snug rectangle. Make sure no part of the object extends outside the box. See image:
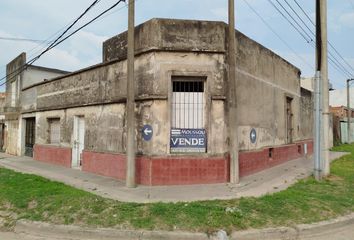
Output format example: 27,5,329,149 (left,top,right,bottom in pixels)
235,31,301,151
5,53,25,108
35,104,126,154
27,18,307,158
299,88,313,140
5,119,18,155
